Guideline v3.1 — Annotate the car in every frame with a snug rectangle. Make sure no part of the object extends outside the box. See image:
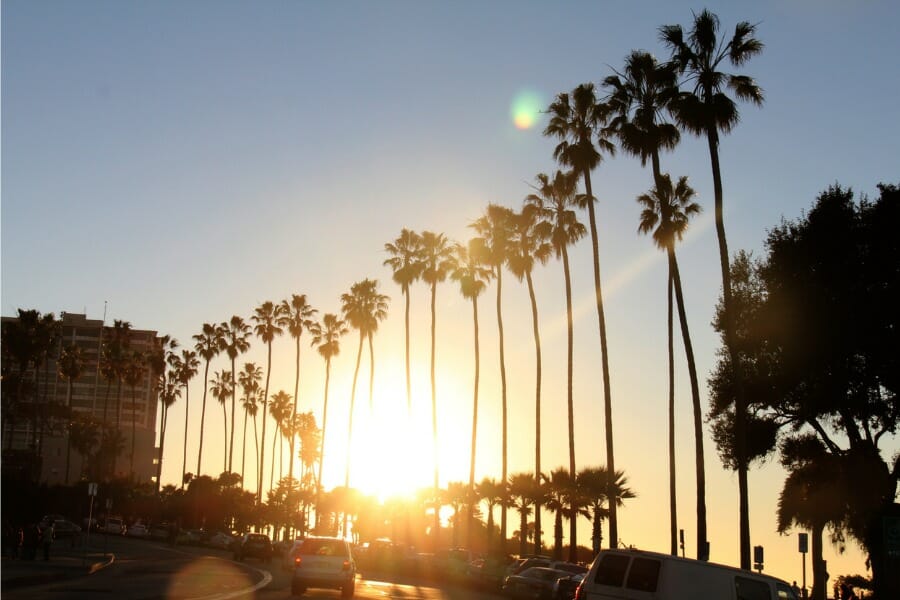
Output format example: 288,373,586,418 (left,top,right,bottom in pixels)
291,536,356,598
553,572,584,600
102,517,125,535
502,566,572,600
282,538,306,572
51,519,82,539
177,529,209,546
234,533,273,563
149,523,172,541
127,523,149,538
208,531,236,550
